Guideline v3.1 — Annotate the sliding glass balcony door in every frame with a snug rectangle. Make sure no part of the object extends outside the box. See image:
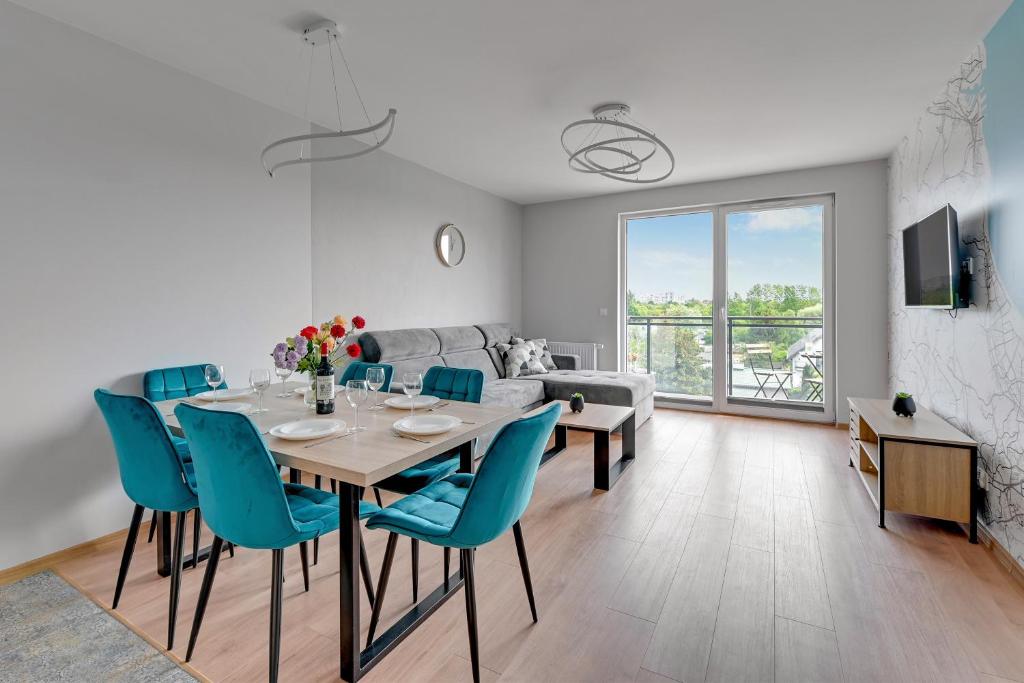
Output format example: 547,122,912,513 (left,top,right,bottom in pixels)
621,196,834,422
